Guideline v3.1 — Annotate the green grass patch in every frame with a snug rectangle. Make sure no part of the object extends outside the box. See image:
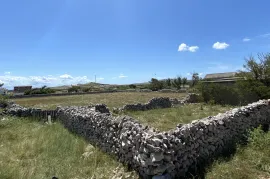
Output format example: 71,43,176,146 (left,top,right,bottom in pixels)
14,92,186,110
124,104,233,131
206,128,270,179
0,117,138,179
